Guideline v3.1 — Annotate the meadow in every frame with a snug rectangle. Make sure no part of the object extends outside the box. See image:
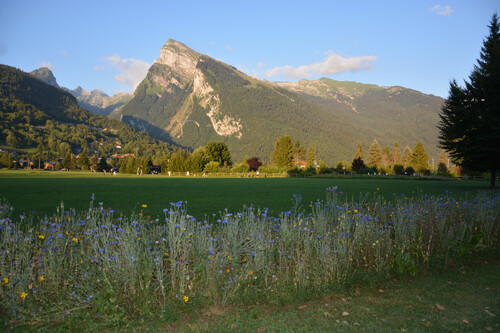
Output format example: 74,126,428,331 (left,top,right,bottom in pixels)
0,171,499,331
0,170,491,220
